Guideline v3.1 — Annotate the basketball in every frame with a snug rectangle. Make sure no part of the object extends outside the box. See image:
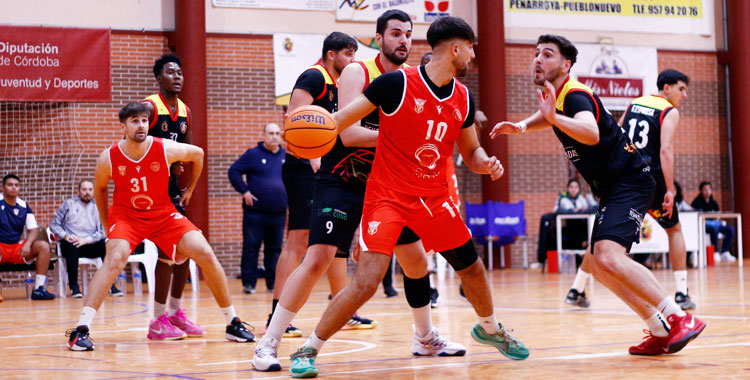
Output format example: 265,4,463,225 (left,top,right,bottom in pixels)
284,105,337,159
